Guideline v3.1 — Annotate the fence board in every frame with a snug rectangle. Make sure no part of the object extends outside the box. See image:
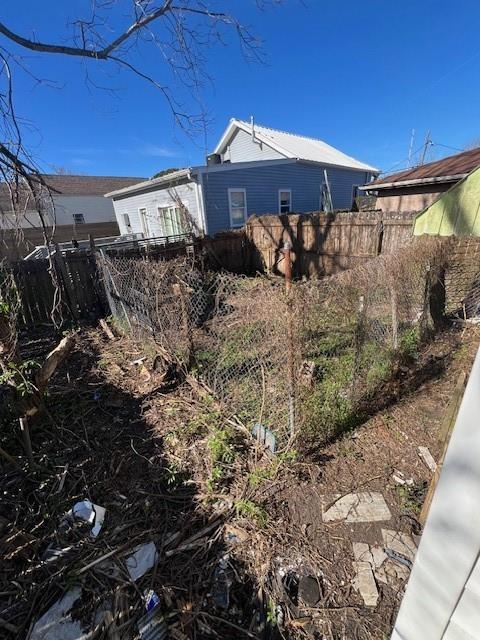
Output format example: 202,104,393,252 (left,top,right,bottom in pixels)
10,252,105,328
